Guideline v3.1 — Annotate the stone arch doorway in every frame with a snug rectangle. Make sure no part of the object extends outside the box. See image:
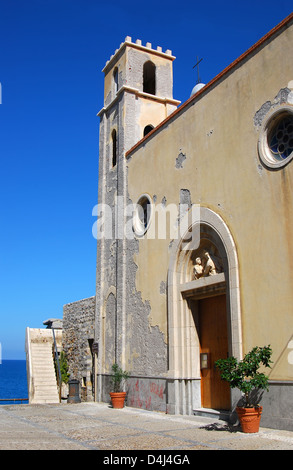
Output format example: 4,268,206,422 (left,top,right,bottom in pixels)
166,207,242,415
